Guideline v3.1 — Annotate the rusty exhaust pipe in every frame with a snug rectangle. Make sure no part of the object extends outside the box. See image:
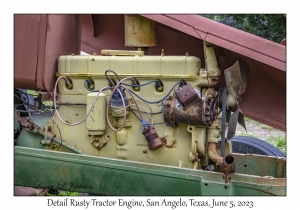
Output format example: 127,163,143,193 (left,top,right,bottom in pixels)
208,142,236,183
208,142,223,165
219,154,236,183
